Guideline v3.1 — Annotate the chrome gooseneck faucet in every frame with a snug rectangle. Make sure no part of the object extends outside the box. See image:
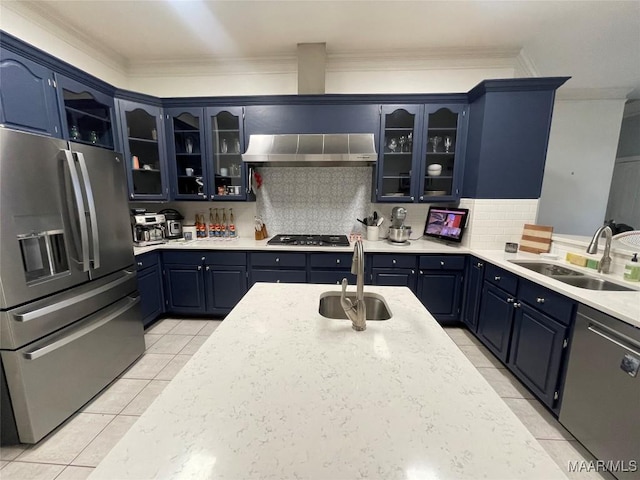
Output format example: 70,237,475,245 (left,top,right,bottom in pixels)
586,225,613,274
340,239,366,331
